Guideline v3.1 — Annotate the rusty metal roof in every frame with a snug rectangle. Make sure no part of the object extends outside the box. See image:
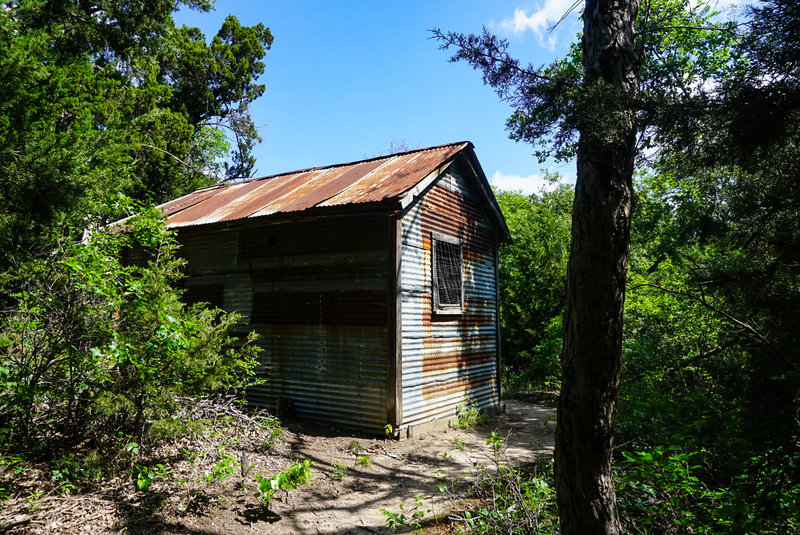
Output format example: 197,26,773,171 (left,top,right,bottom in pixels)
158,142,472,229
